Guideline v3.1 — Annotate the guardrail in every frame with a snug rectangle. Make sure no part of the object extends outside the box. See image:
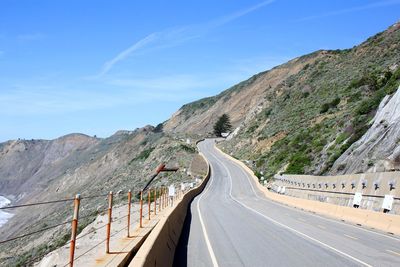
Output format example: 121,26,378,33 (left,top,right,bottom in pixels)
277,186,400,200
272,172,400,214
